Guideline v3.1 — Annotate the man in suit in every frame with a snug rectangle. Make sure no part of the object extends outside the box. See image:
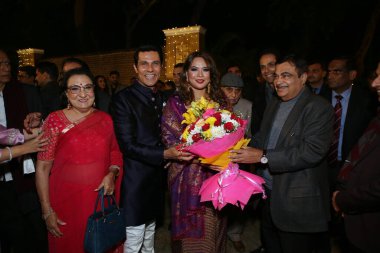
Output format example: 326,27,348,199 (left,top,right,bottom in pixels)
323,56,377,188
109,70,125,94
17,65,36,86
306,60,330,96
332,60,380,253
0,49,47,253
112,45,190,253
231,54,334,253
35,61,62,118
251,49,279,135
172,62,184,92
